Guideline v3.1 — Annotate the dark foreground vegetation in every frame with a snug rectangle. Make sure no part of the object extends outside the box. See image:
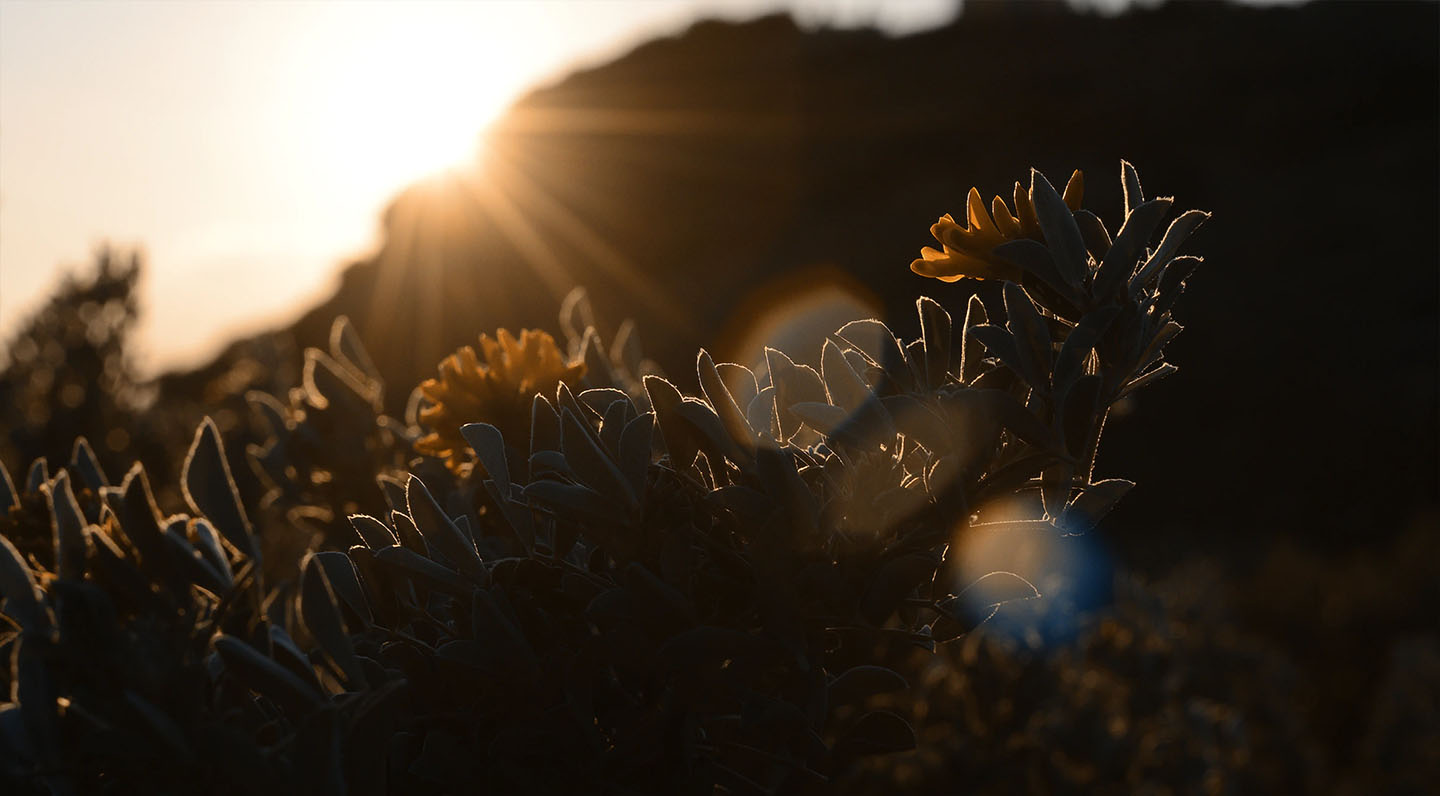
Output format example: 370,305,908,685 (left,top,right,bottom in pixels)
3,157,1435,793
2,1,1437,793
